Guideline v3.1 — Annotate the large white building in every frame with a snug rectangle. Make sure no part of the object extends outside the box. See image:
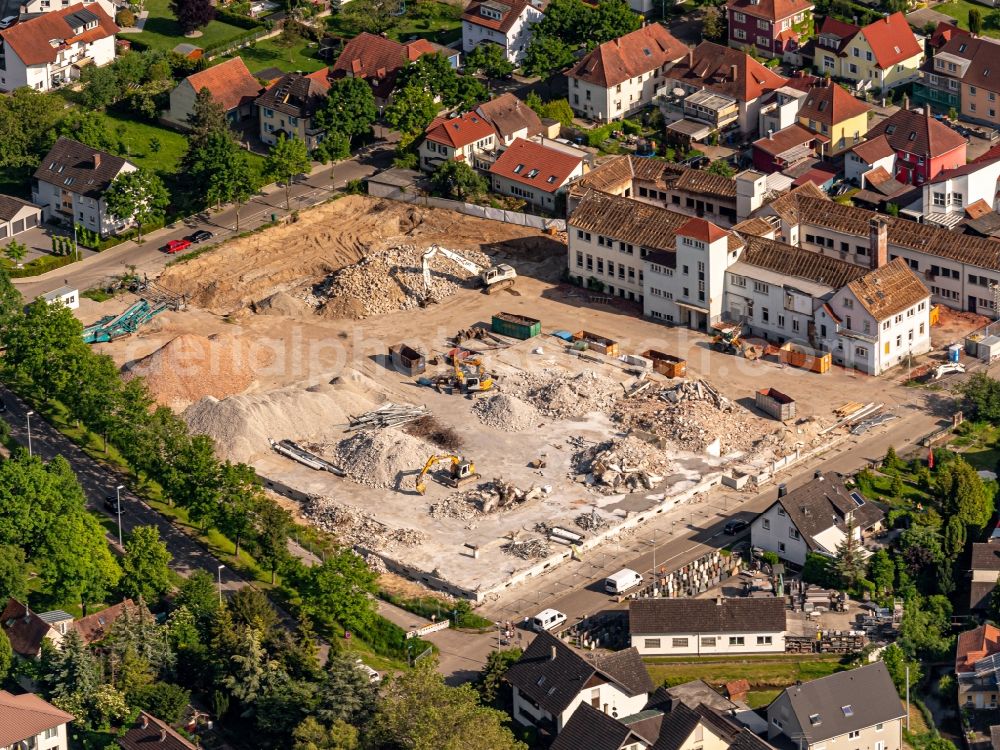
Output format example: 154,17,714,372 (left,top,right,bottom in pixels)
20,0,115,17
461,0,545,64
0,3,117,92
0,691,73,750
